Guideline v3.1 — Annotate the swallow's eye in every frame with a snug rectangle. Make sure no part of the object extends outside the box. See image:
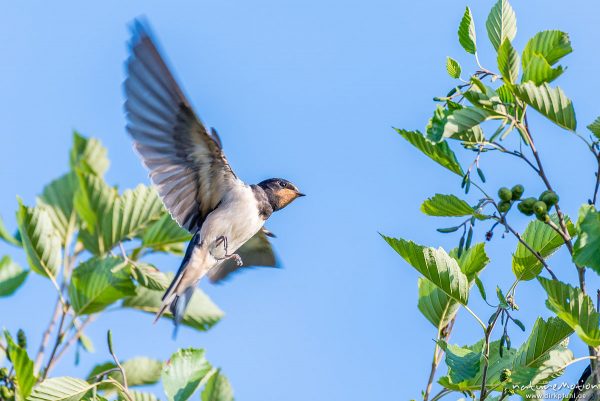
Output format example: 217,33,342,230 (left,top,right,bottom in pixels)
279,181,287,188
